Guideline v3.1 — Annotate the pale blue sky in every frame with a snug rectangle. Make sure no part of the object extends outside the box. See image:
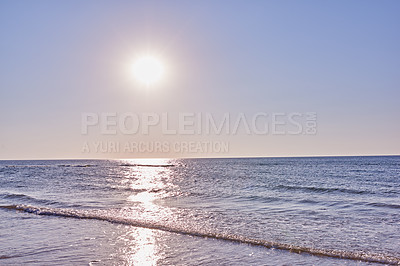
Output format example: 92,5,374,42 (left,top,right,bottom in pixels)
0,0,399,159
